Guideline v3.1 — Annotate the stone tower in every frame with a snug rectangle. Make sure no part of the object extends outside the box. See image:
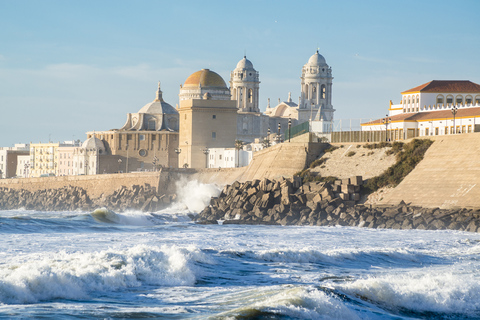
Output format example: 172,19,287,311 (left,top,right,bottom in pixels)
229,56,260,113
298,50,335,129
